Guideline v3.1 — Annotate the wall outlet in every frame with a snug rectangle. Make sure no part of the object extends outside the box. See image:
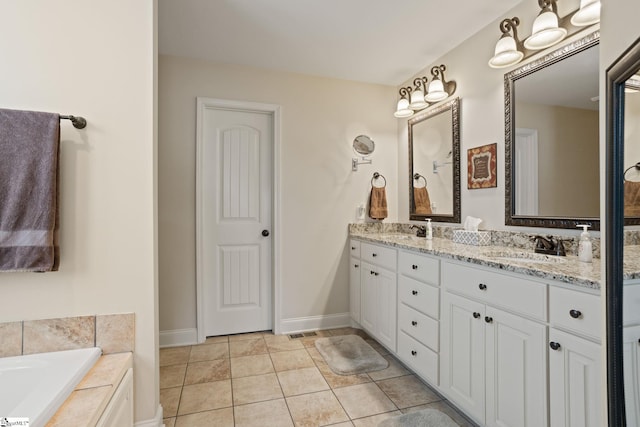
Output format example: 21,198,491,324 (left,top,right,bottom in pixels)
356,204,365,220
